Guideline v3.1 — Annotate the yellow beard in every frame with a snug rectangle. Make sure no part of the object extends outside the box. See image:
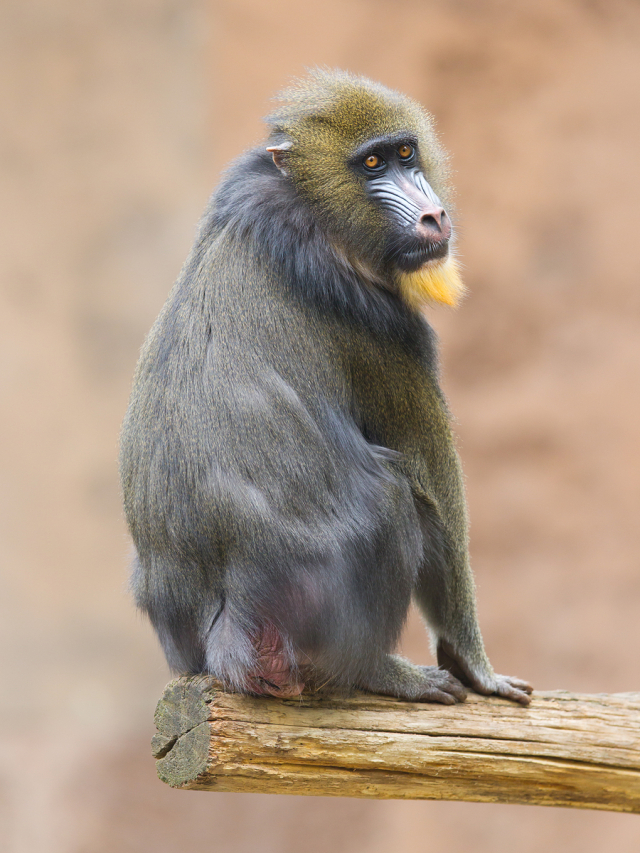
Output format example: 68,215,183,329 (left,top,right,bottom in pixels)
396,256,465,309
